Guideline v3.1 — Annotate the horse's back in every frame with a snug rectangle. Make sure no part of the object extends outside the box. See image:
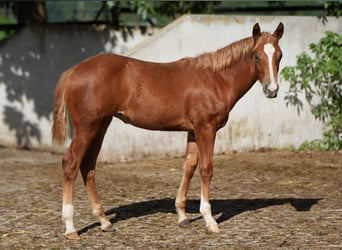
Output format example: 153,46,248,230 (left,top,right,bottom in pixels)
61,53,206,130
62,54,132,121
